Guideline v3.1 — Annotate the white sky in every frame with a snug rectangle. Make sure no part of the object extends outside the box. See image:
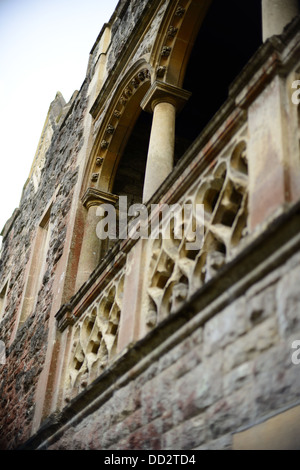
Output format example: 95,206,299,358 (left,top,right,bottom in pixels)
0,0,119,240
